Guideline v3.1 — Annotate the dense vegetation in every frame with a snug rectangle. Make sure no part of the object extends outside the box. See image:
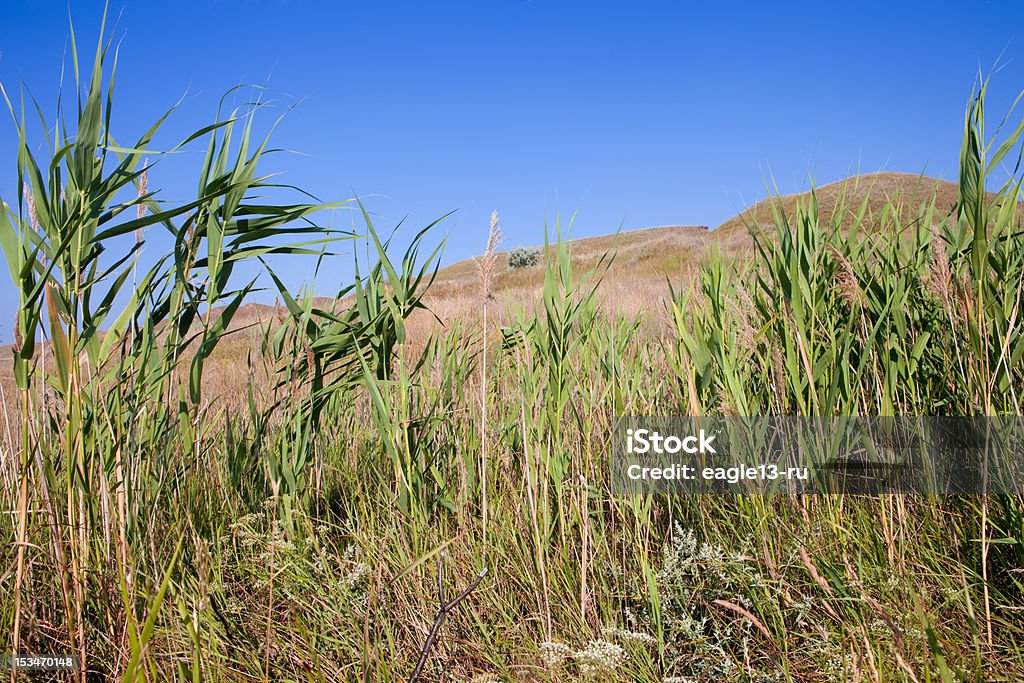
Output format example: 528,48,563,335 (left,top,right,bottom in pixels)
2,26,1023,683
507,246,542,269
